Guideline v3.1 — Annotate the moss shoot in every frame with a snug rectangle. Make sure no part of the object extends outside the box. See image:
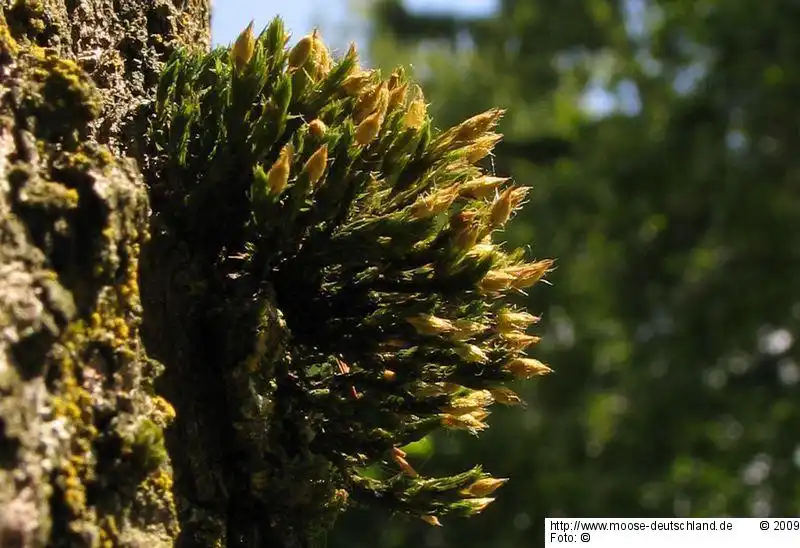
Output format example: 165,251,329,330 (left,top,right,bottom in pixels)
147,18,555,546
